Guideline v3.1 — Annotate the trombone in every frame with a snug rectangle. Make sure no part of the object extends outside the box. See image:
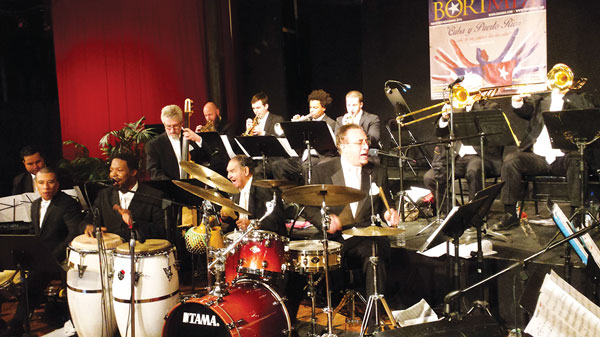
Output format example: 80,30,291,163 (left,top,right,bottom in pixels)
396,63,586,127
